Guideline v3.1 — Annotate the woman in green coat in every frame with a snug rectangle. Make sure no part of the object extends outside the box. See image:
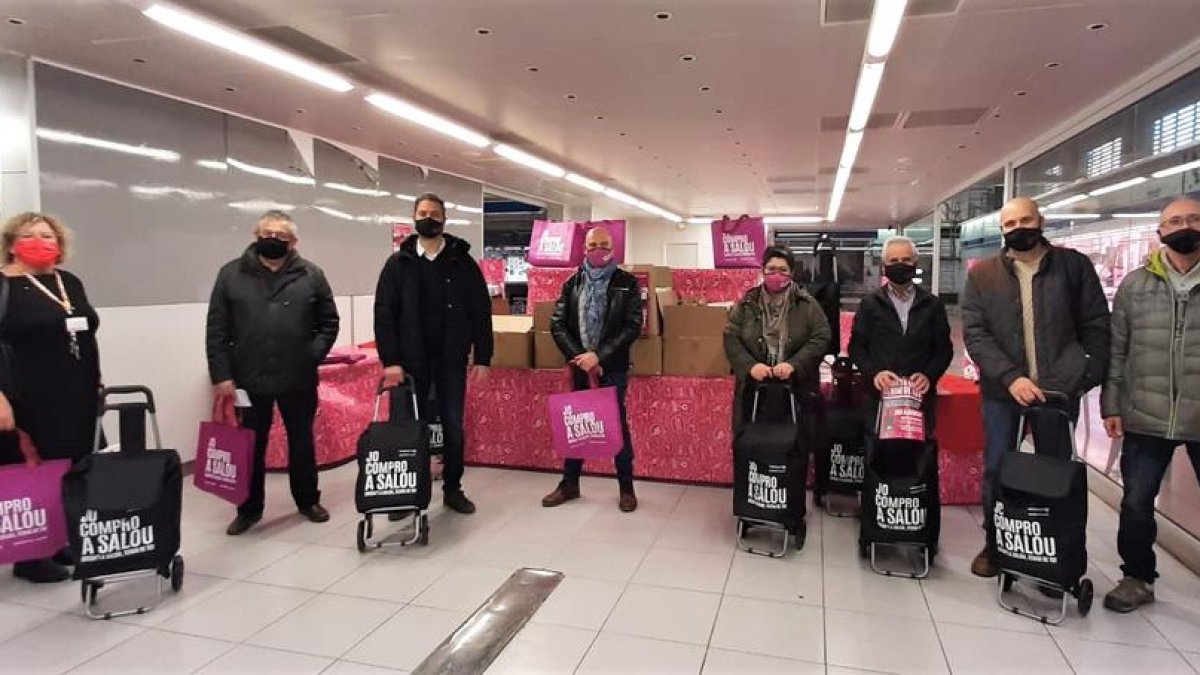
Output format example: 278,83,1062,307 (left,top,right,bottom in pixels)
724,246,832,433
